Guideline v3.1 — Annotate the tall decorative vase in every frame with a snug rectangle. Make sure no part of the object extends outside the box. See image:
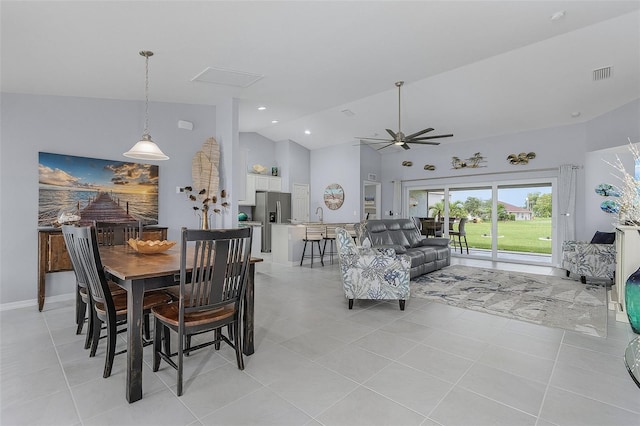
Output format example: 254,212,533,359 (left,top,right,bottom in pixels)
201,205,210,230
625,266,640,334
